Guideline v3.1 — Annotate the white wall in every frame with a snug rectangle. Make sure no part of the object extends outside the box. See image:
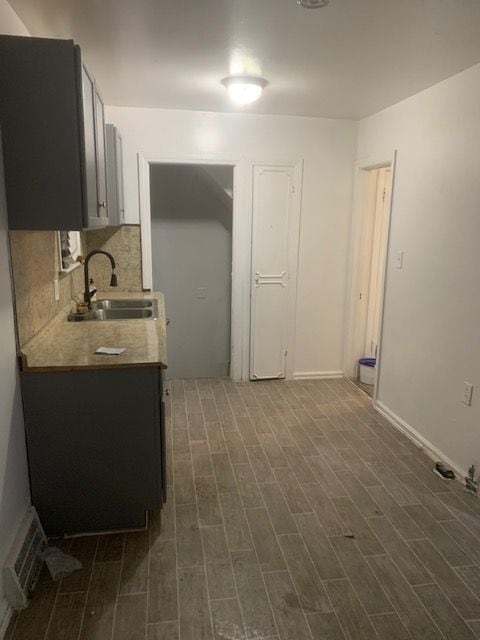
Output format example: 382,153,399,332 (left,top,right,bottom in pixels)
0,1,31,632
357,63,480,476
106,105,357,376
150,164,233,379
